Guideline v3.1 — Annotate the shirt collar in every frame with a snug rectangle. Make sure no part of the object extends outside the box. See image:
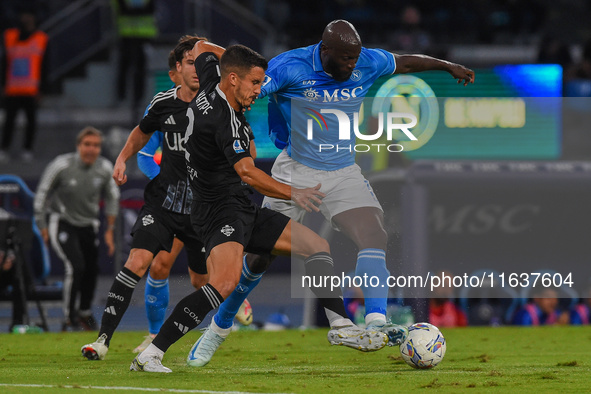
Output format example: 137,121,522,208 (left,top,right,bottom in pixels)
312,41,323,73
